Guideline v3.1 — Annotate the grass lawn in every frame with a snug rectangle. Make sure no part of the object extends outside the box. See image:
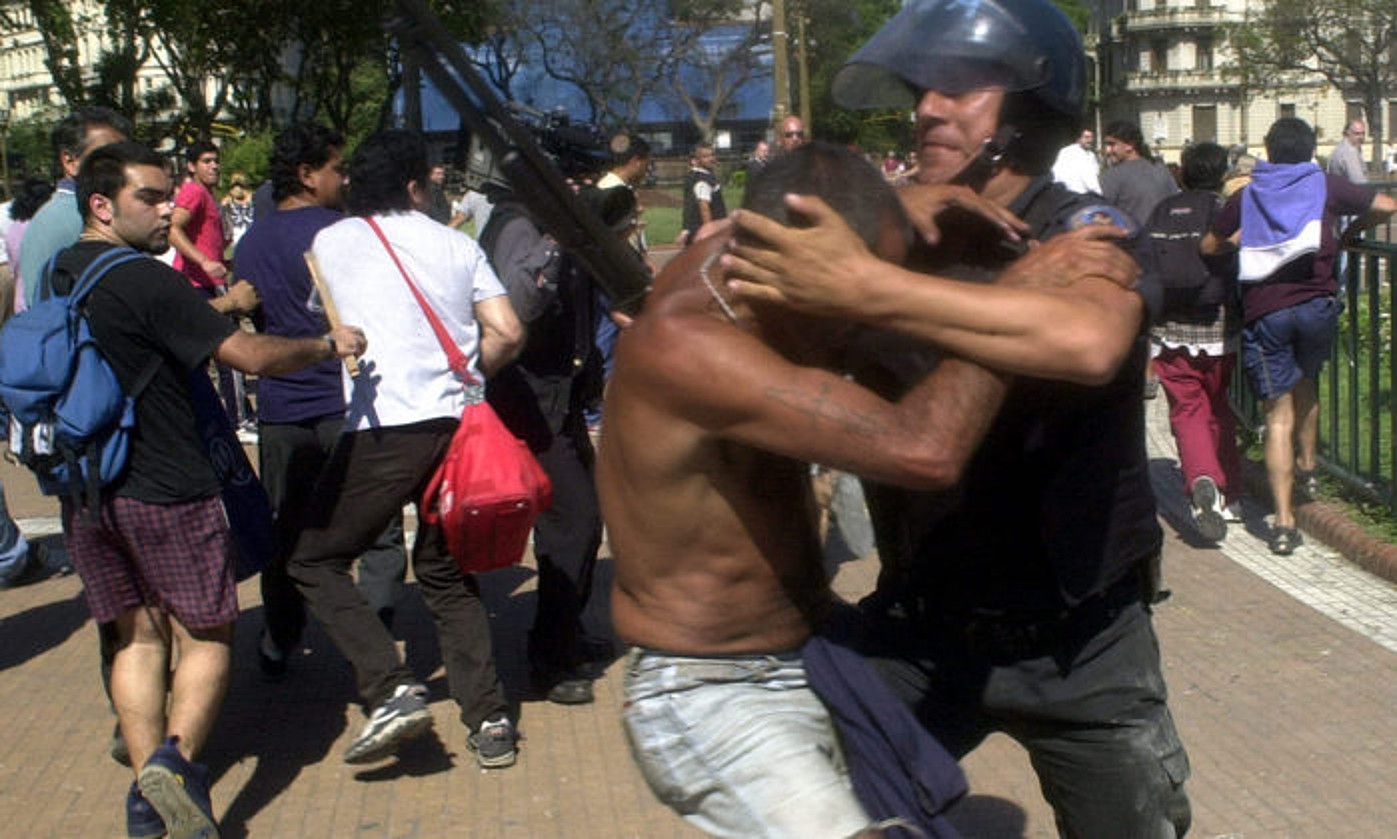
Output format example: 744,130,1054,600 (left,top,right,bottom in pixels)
640,183,745,247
